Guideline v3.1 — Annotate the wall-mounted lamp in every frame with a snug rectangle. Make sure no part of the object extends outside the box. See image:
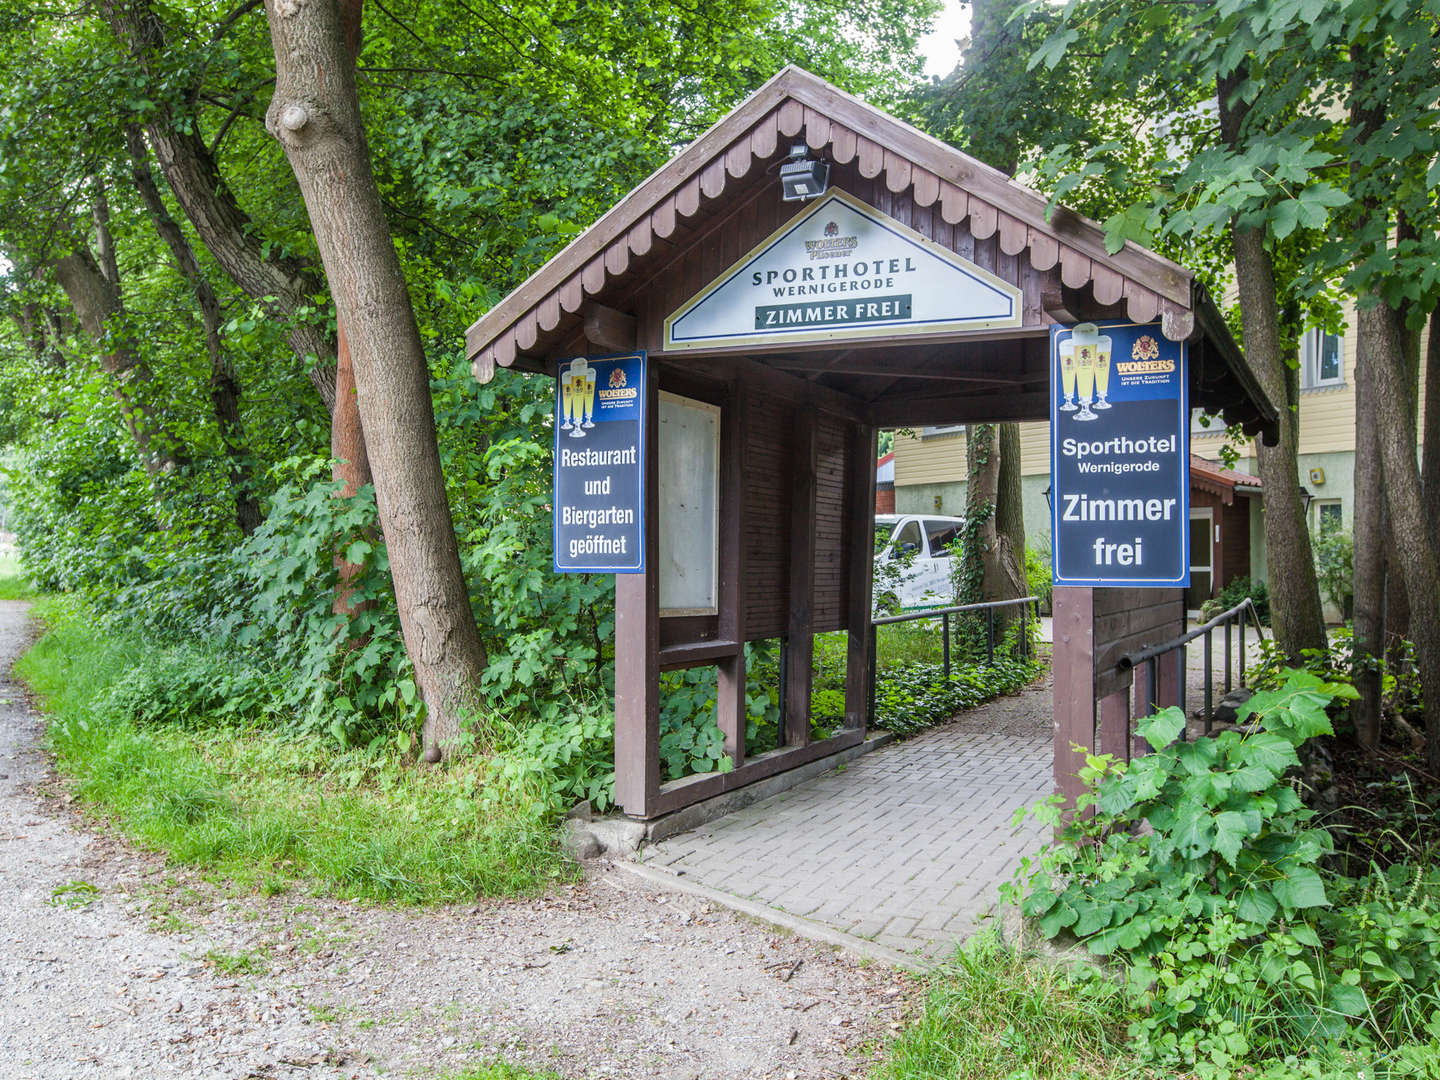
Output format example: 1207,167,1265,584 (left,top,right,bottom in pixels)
780,143,829,201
